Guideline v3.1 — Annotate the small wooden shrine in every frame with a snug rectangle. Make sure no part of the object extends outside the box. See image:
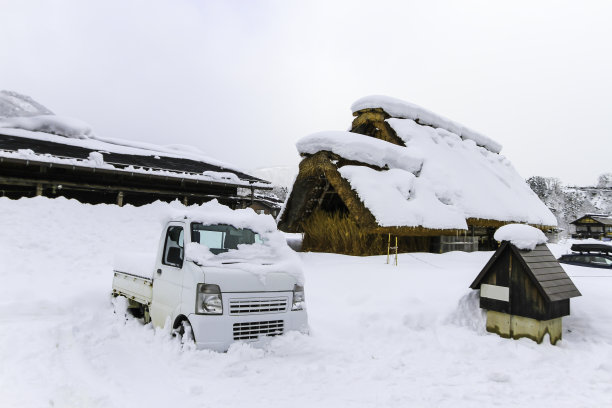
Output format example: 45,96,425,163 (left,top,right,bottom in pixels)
470,241,581,344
